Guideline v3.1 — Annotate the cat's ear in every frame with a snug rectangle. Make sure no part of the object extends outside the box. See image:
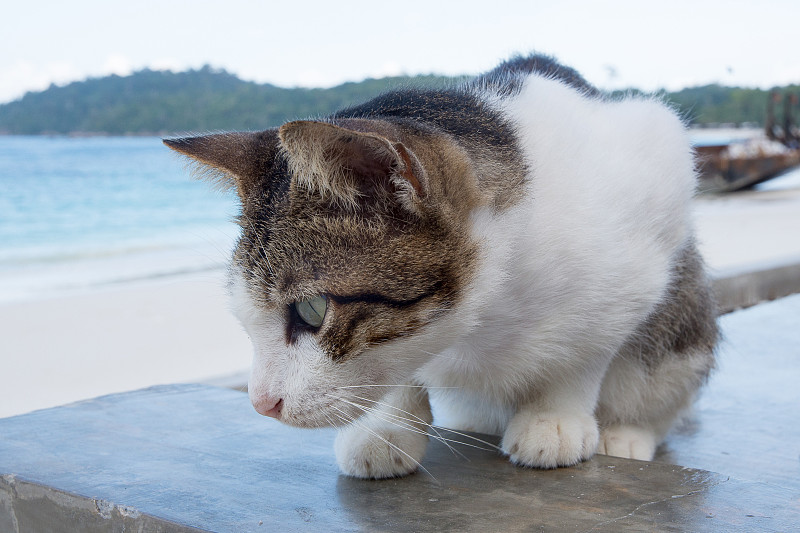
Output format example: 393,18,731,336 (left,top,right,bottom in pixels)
278,121,427,213
163,130,278,199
